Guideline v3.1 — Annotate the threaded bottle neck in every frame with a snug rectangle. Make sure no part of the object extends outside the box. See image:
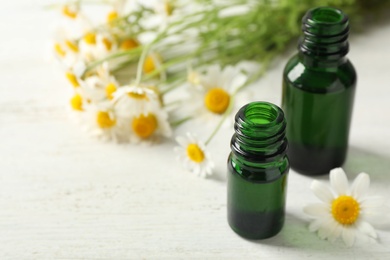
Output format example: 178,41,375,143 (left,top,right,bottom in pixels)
231,102,287,164
299,7,349,63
